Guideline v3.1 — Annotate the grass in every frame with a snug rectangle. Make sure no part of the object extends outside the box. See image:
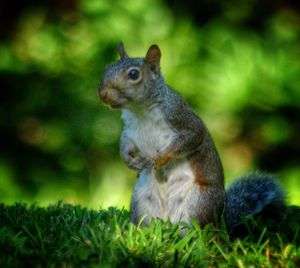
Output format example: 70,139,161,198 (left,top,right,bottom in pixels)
0,203,299,267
